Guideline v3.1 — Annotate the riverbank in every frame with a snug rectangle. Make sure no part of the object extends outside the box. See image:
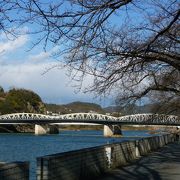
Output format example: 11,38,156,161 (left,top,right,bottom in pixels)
0,125,34,133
